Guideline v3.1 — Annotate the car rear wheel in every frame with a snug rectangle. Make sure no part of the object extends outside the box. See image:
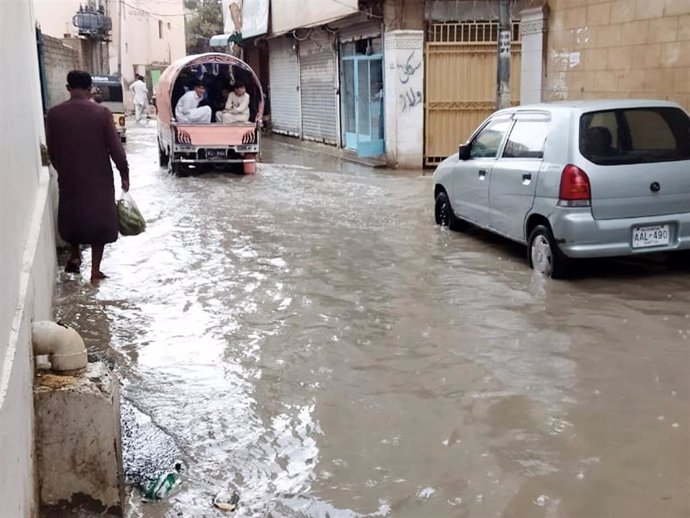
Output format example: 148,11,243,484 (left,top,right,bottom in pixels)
435,191,463,231
528,225,571,279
